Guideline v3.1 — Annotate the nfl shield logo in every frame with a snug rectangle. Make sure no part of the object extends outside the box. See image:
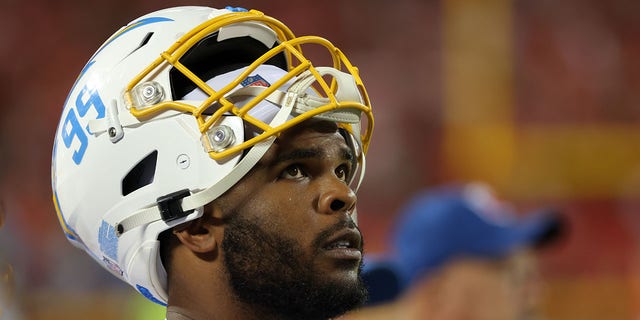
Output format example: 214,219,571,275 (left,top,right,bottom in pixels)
241,74,271,87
